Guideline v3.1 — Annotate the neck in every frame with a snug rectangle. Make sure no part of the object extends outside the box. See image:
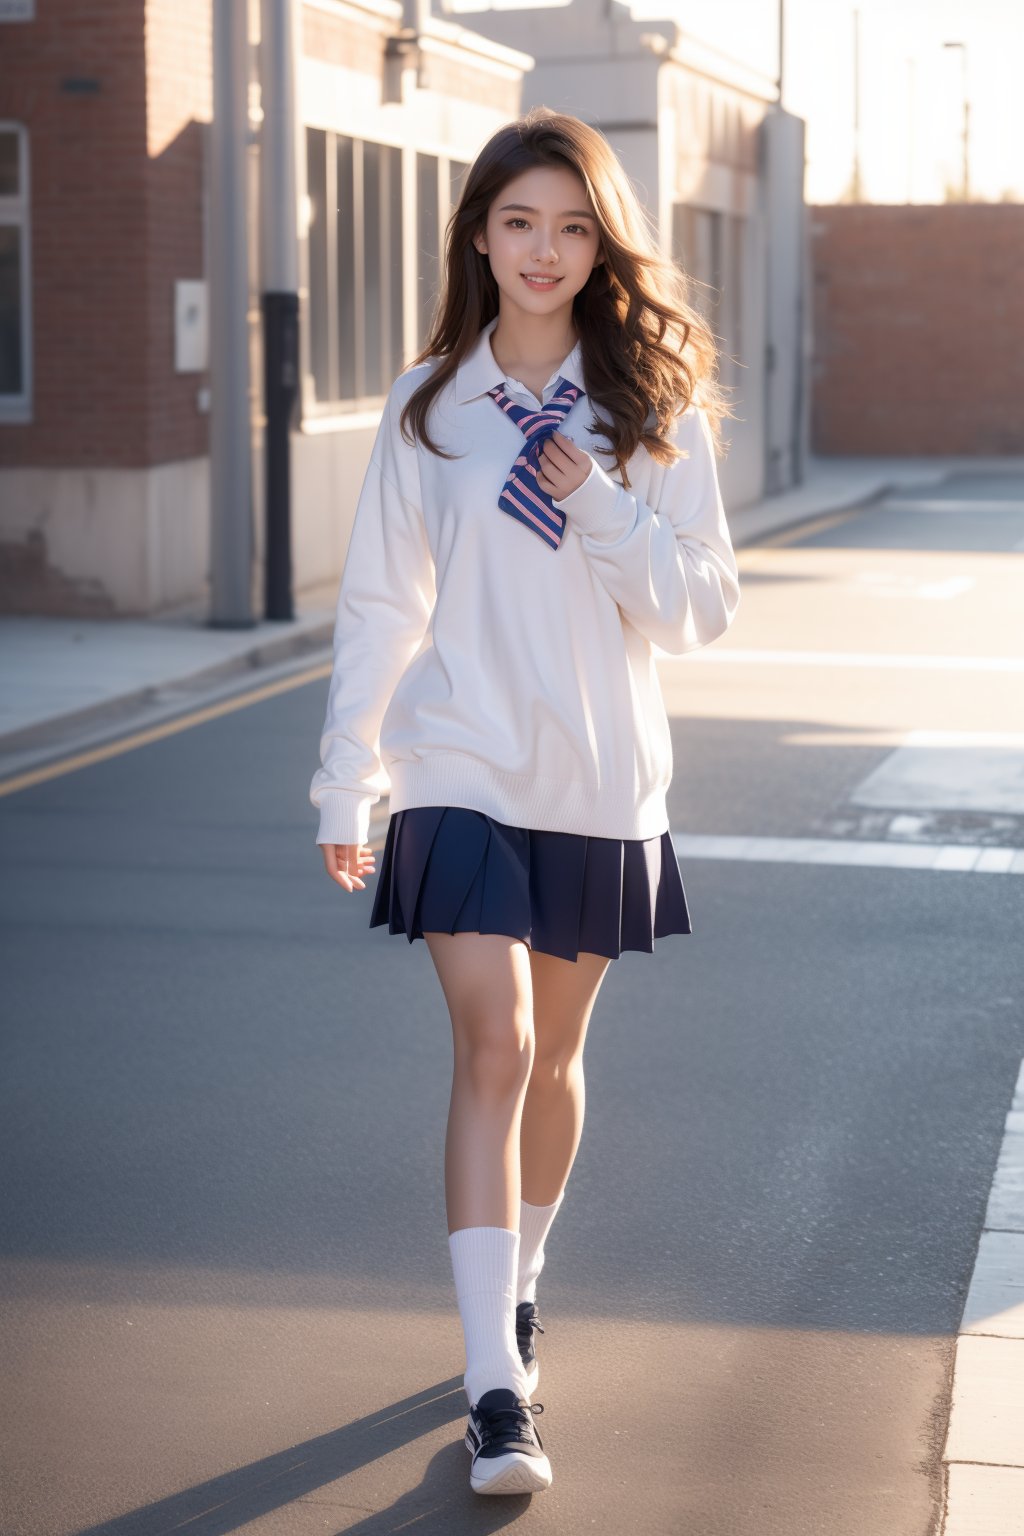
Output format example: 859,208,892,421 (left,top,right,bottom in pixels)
489,309,578,375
